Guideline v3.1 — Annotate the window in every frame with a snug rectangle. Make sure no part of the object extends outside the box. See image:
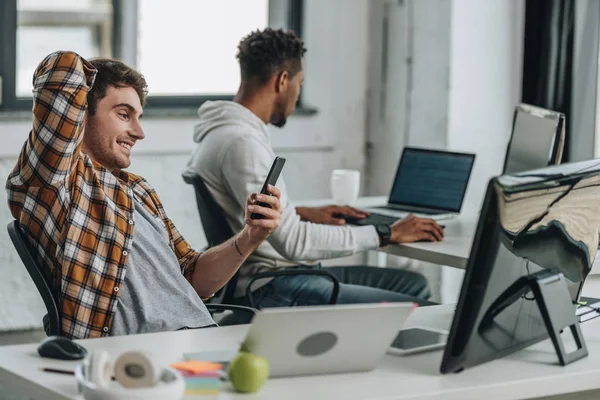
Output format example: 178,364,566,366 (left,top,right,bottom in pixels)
137,0,268,96
16,0,113,97
0,0,304,111
1,0,113,110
